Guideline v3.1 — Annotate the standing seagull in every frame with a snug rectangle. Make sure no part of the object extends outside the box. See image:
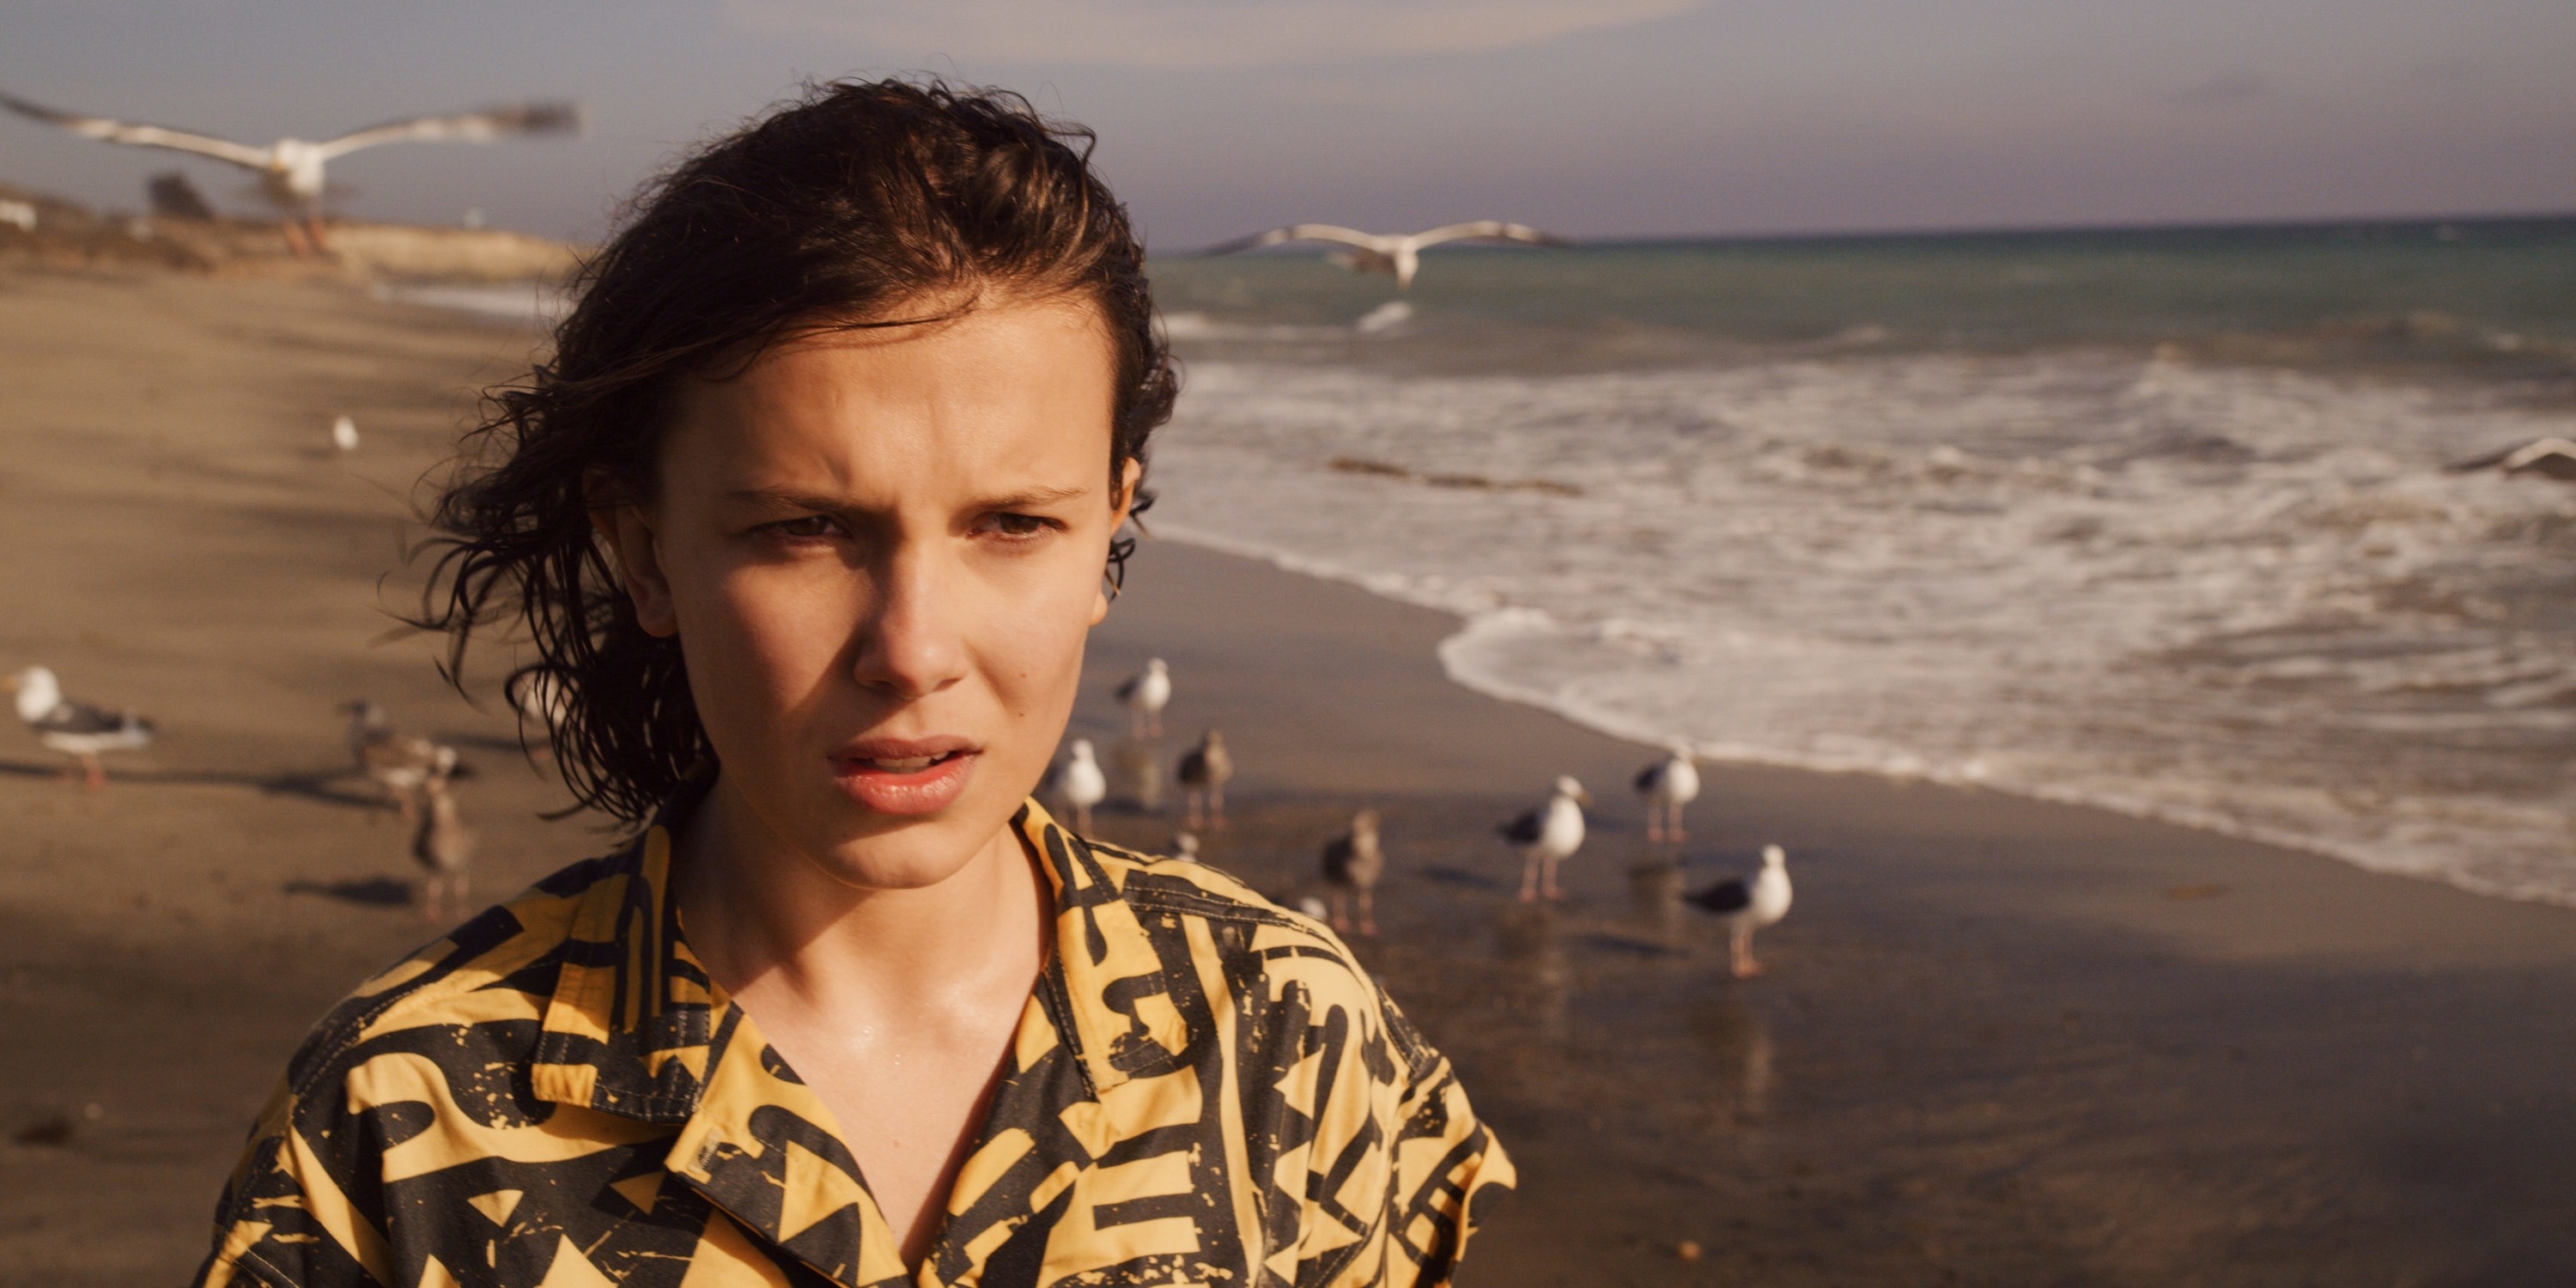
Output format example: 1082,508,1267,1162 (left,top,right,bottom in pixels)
1688,846,1793,978
6,666,155,788
1321,808,1386,936
1200,221,1572,291
1052,738,1108,833
1635,743,1703,843
0,89,581,252
342,700,461,820
1176,728,1235,830
412,769,477,922
1115,658,1171,738
1501,775,1591,902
